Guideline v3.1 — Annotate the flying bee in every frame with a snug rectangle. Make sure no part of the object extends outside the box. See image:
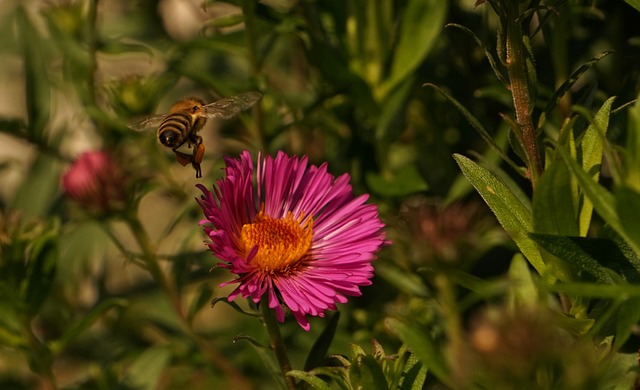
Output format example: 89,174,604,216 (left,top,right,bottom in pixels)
129,91,262,178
